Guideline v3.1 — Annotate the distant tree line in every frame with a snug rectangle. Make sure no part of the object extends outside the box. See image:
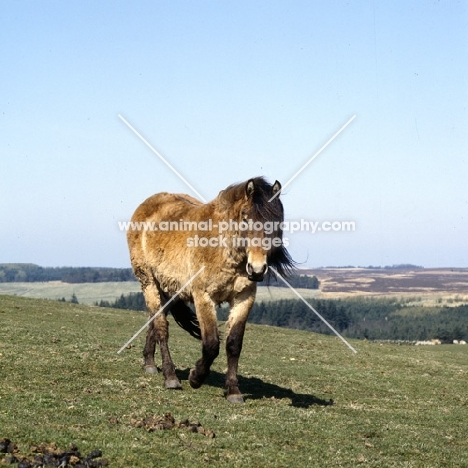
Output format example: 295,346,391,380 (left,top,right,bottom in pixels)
242,298,467,343
0,263,135,283
97,293,468,343
347,299,463,342
96,292,146,310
